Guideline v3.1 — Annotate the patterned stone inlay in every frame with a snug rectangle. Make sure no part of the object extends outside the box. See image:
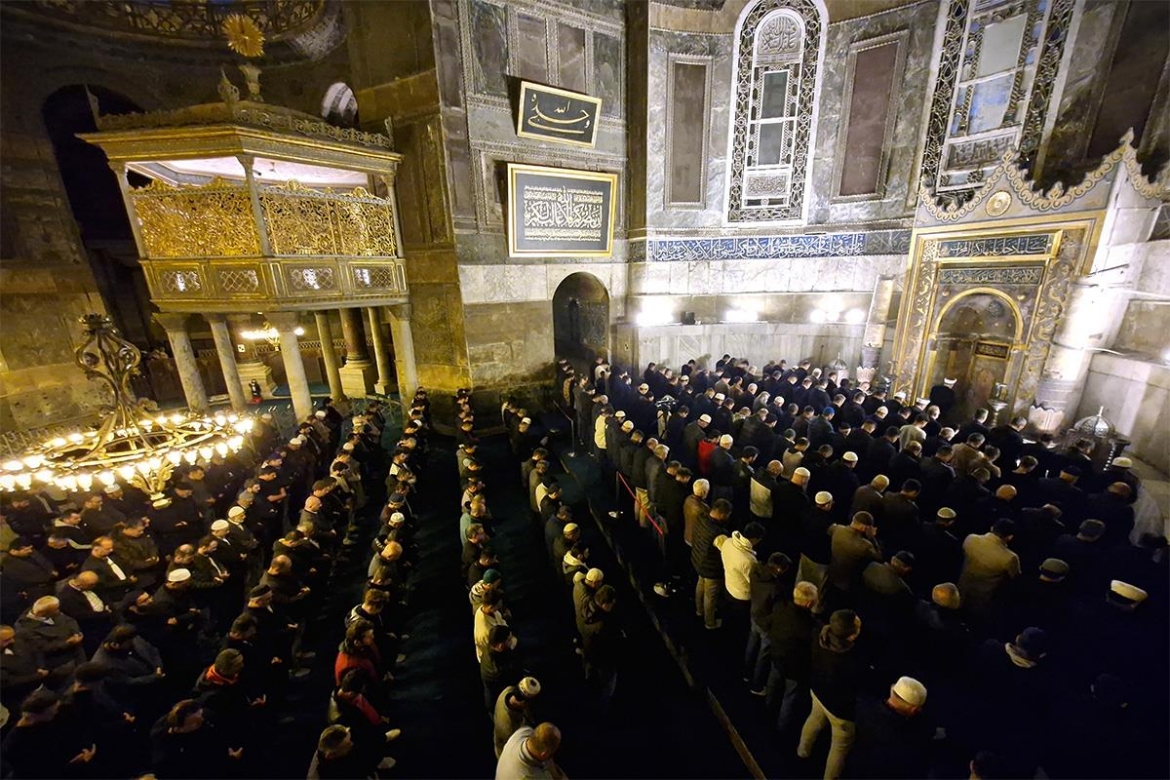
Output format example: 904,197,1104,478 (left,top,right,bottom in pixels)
937,265,1044,285
937,234,1053,257
646,229,911,262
